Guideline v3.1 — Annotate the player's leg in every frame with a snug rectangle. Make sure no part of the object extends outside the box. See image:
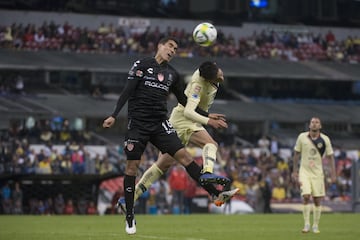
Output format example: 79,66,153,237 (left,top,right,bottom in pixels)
123,159,140,235
134,153,175,201
189,130,217,172
311,178,325,233
299,175,312,233
188,130,229,185
312,197,322,234
154,120,232,203
122,130,147,235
